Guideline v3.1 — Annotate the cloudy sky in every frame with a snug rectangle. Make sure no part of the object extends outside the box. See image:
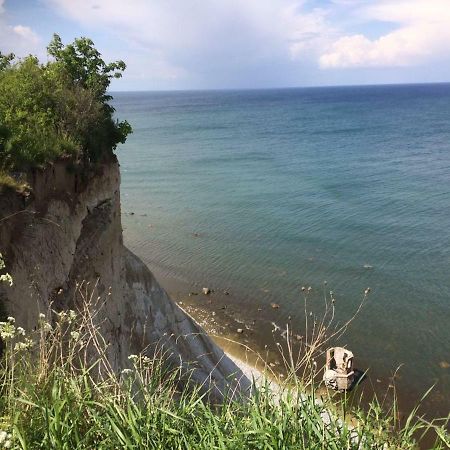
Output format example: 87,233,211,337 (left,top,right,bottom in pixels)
1,0,449,90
